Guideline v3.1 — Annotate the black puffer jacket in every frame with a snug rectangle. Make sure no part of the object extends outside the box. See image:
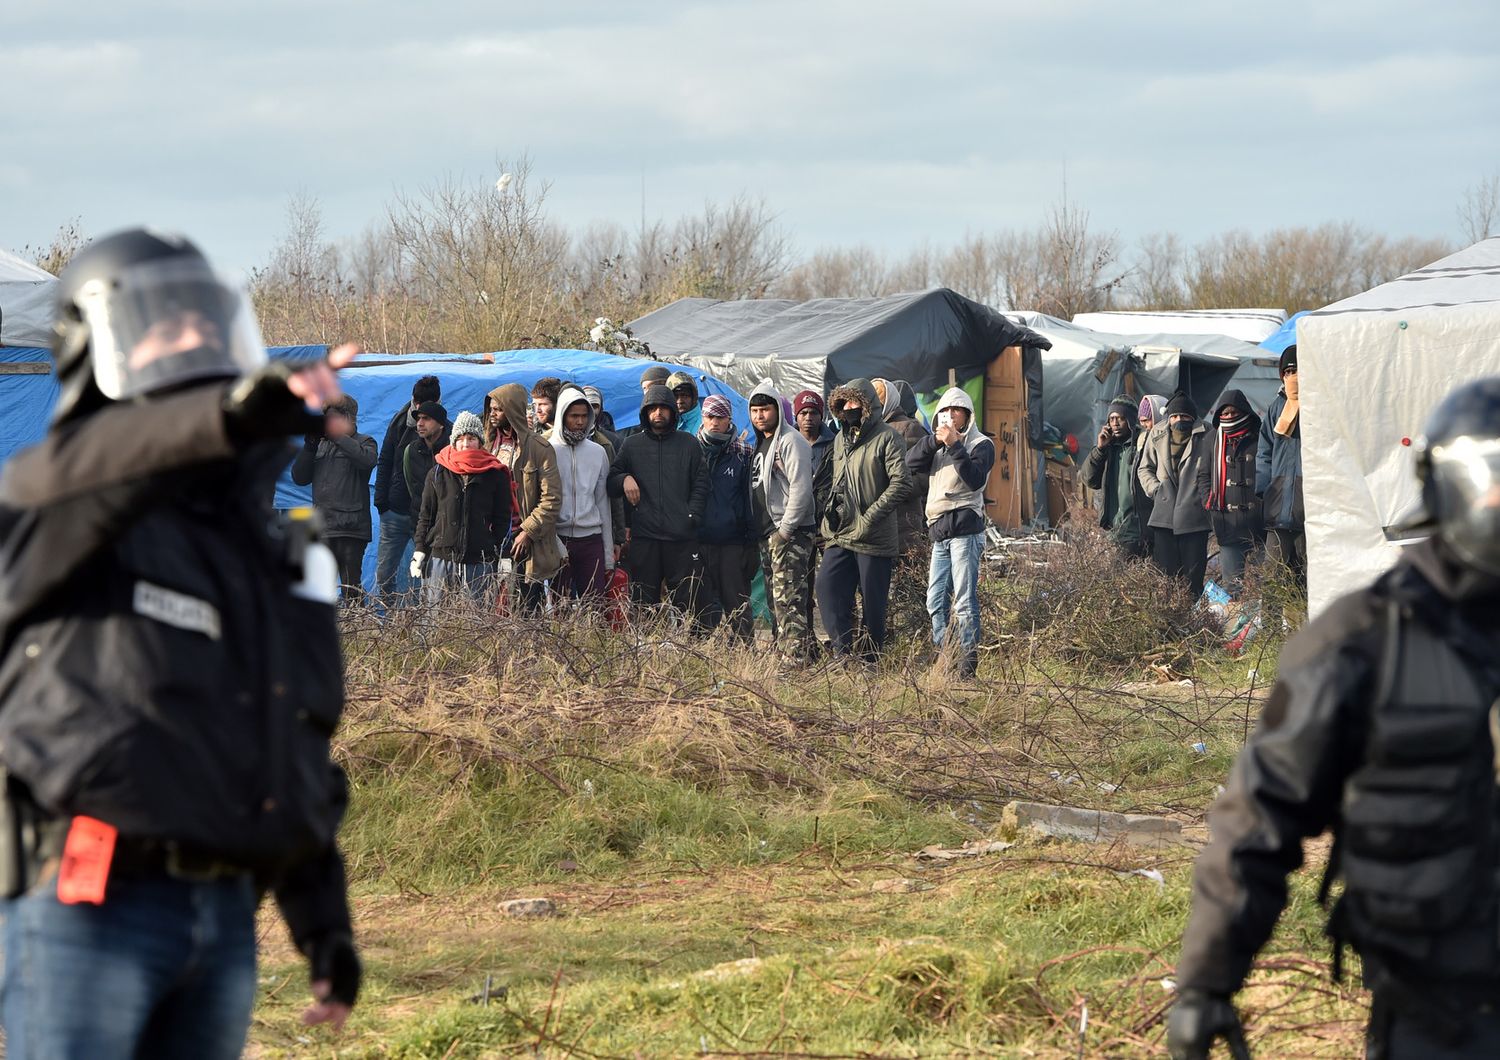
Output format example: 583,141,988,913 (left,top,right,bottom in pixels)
0,385,352,947
291,397,377,541
1177,539,1500,1016
413,459,514,564
607,386,708,542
